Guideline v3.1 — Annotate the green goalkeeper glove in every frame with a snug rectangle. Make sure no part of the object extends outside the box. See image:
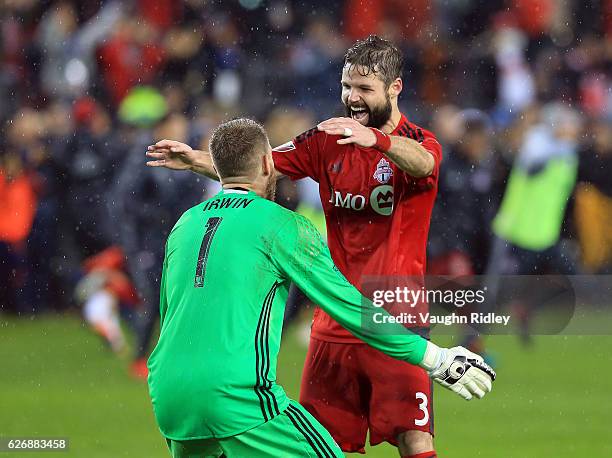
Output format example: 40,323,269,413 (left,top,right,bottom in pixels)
420,343,496,401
